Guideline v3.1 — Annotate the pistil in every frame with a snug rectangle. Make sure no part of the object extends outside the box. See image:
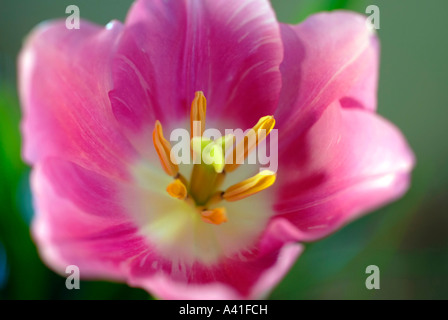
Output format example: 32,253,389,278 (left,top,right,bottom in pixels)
153,91,277,225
